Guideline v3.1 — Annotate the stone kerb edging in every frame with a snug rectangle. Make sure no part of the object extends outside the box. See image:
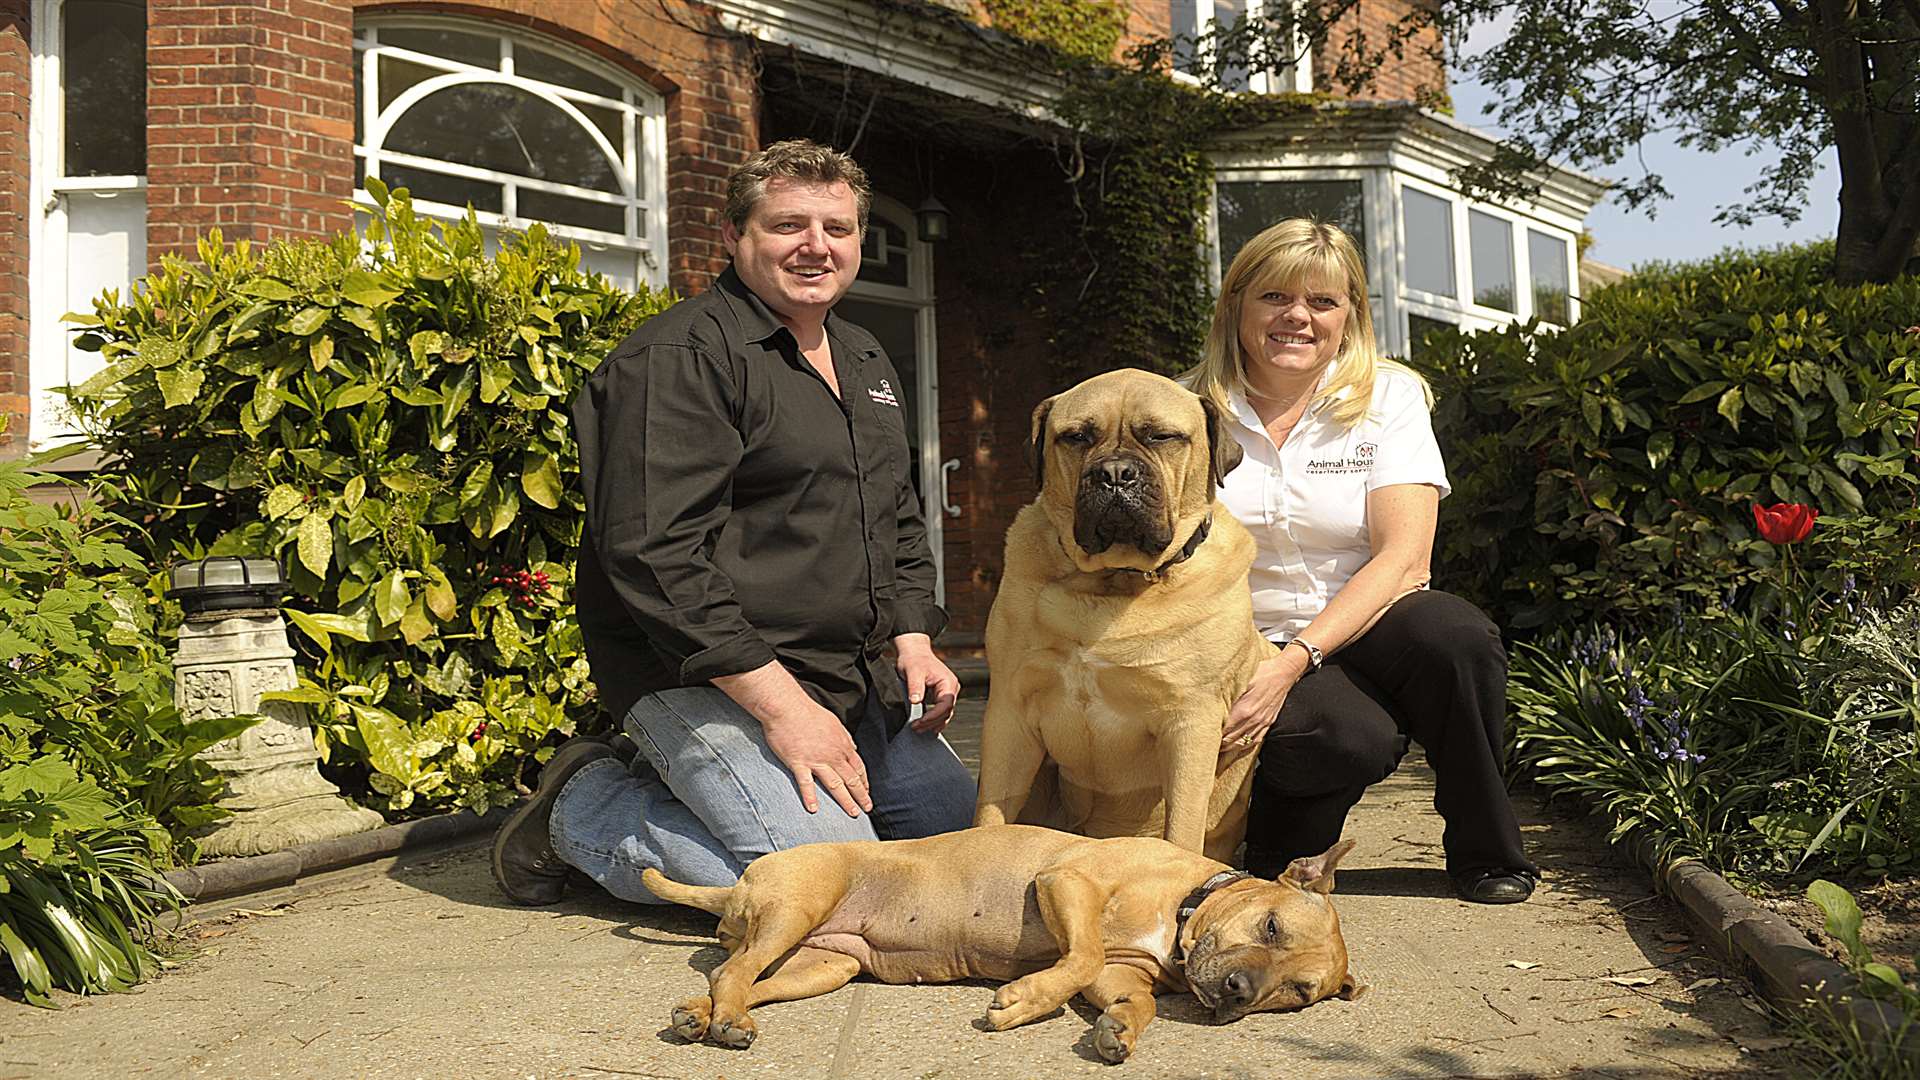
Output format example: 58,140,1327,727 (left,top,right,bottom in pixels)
1622,826,1916,1069
164,805,510,904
